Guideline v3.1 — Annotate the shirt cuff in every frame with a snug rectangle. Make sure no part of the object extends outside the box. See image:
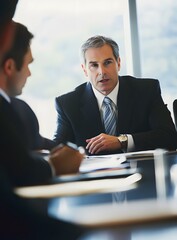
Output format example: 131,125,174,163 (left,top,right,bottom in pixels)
127,134,135,152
